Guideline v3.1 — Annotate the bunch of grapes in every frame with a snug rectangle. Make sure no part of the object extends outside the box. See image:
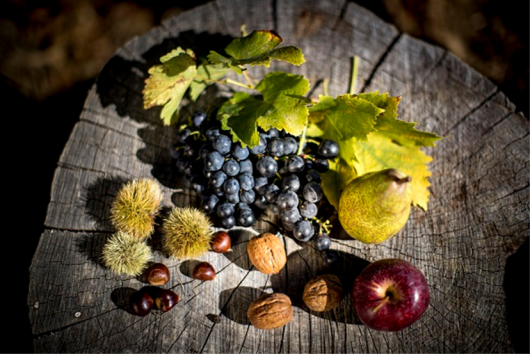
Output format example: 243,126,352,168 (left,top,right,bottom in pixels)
171,111,337,250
